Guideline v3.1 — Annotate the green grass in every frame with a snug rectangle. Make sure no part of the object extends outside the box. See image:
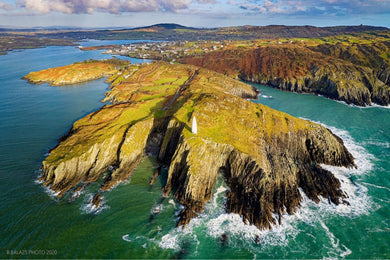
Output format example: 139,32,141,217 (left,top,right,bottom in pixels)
153,77,178,84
